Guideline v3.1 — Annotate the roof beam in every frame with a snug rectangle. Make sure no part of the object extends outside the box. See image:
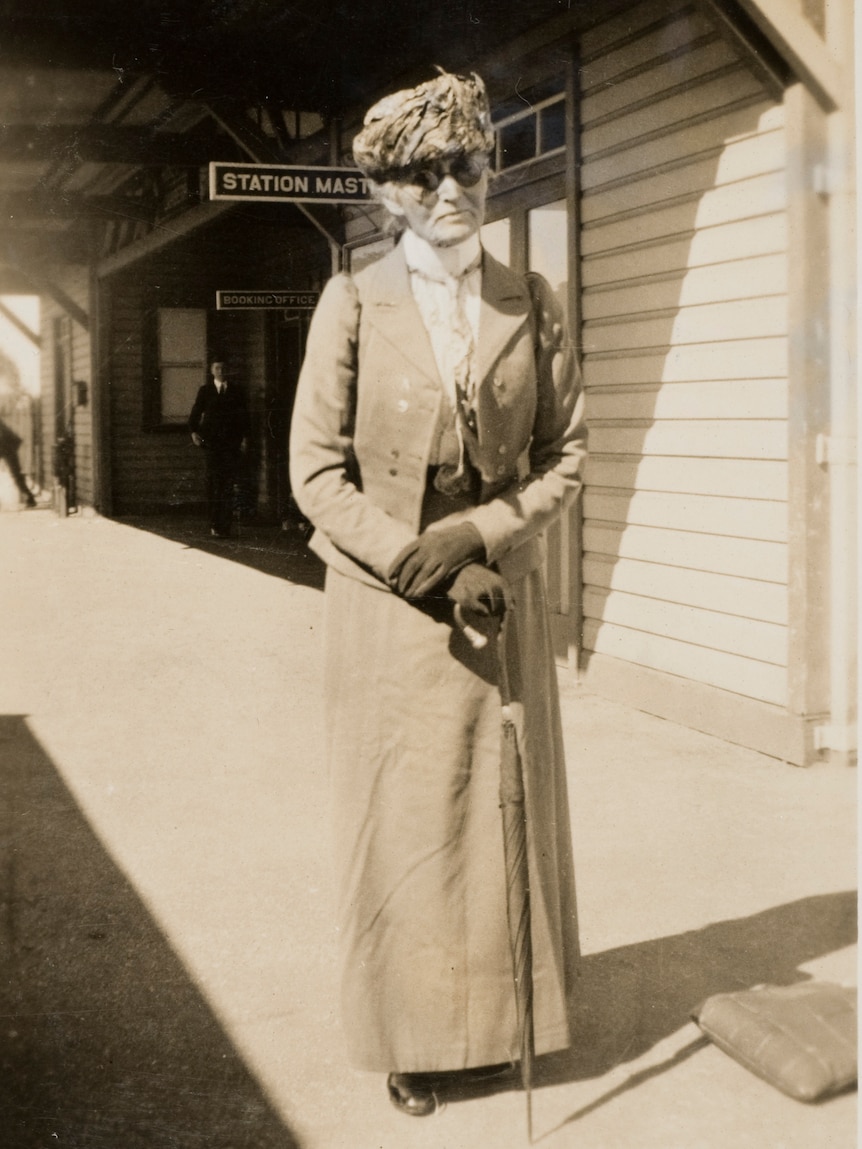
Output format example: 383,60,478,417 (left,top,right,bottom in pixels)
0,223,91,259
202,101,344,252
0,191,154,225
714,0,843,110
0,255,90,332
96,199,235,278
0,299,41,347
700,0,788,100
34,276,90,333
0,269,39,293
201,100,282,165
0,124,220,166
